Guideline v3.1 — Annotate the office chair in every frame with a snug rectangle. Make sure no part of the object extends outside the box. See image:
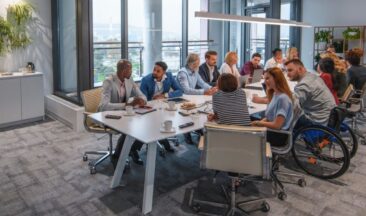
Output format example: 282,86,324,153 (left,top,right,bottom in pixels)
190,122,271,215
347,83,366,145
269,100,306,200
81,88,121,174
